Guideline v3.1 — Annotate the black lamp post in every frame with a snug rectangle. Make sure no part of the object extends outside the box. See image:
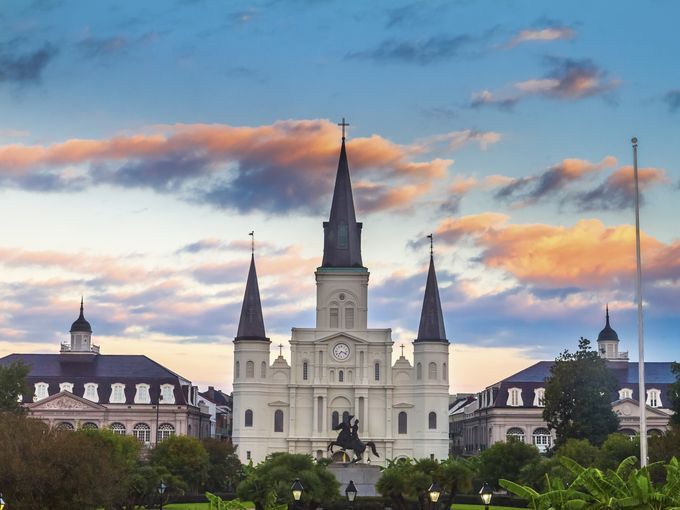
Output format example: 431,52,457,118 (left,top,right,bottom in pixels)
428,482,442,510
345,480,357,509
158,480,167,510
479,482,493,510
291,478,304,510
